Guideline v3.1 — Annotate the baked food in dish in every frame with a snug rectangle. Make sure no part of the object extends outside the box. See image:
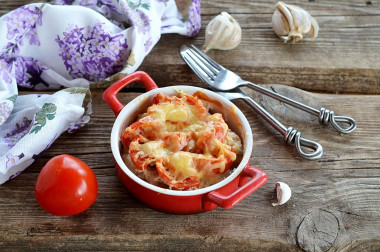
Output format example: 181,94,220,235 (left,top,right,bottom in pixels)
121,91,242,190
